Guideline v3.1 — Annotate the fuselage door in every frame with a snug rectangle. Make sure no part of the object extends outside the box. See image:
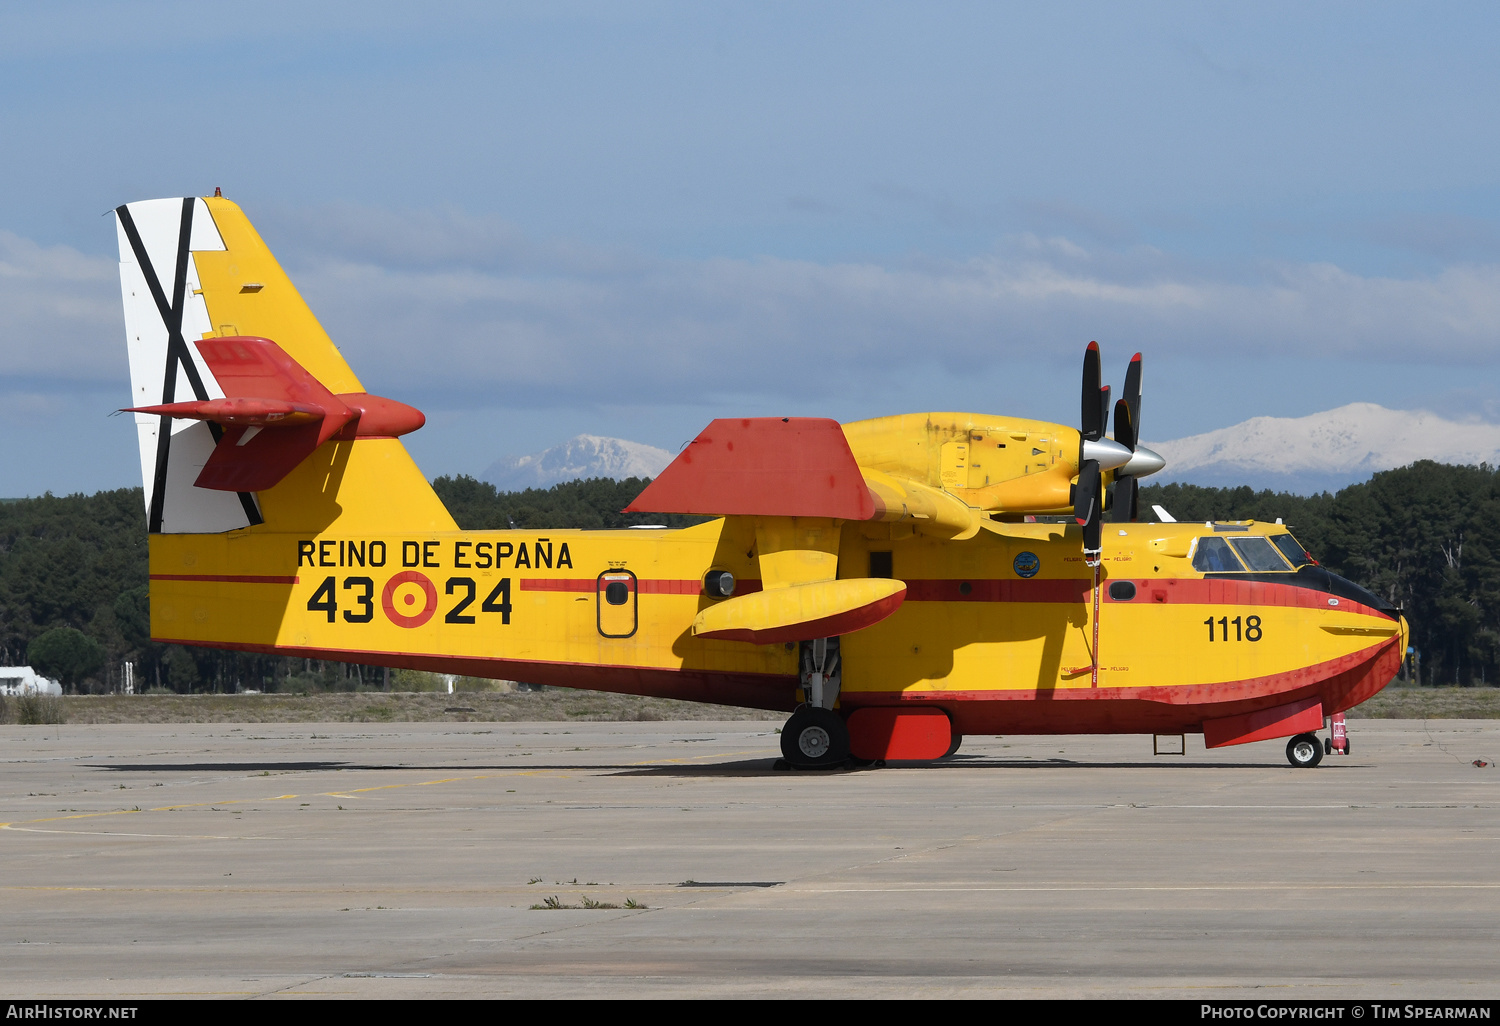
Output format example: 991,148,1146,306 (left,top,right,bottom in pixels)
597,570,638,638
